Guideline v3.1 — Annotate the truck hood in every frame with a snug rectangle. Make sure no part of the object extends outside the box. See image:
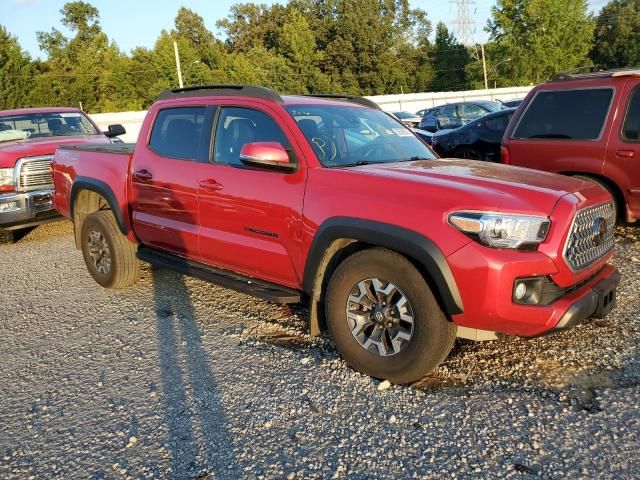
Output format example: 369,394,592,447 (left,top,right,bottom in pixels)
348,158,596,215
0,135,110,168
